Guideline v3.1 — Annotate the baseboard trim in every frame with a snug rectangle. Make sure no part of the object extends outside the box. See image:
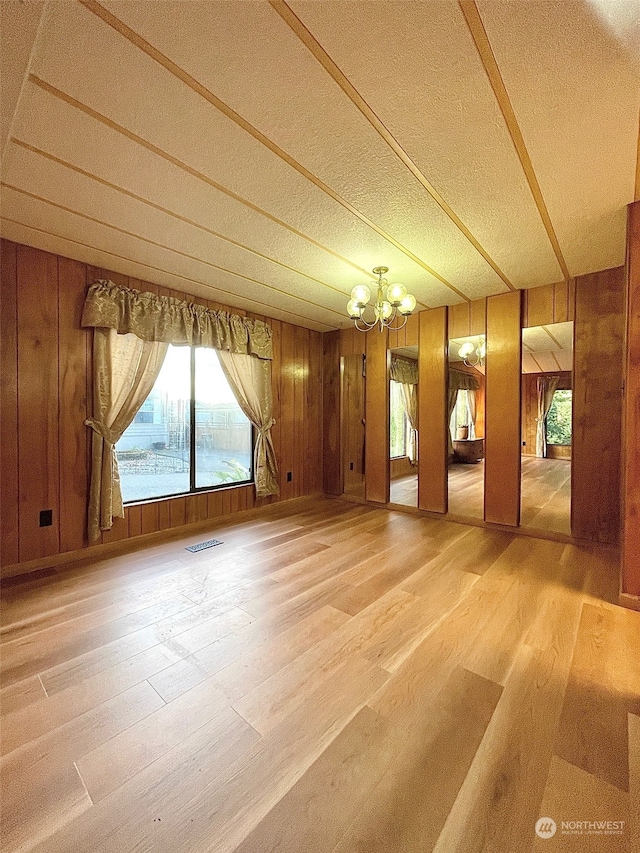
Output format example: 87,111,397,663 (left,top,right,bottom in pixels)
619,592,640,612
